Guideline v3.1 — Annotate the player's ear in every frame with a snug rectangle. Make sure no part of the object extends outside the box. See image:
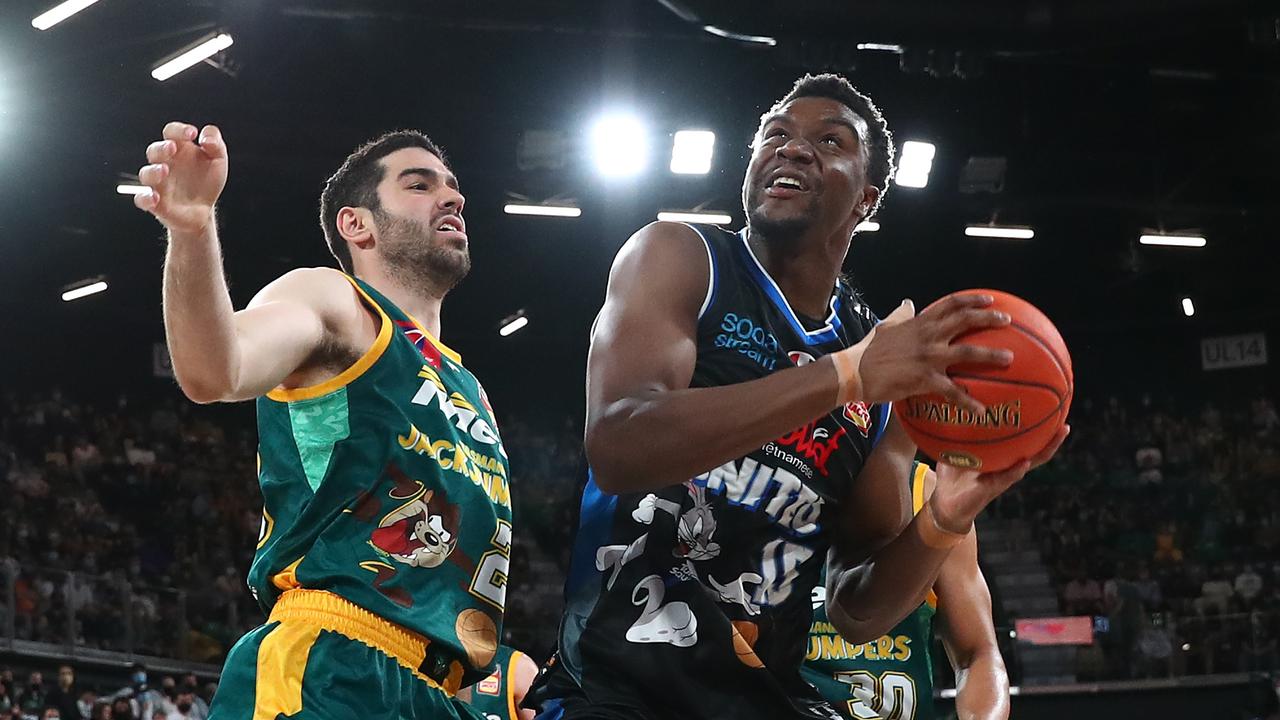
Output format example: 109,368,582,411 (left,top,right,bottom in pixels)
338,206,377,251
855,185,880,221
